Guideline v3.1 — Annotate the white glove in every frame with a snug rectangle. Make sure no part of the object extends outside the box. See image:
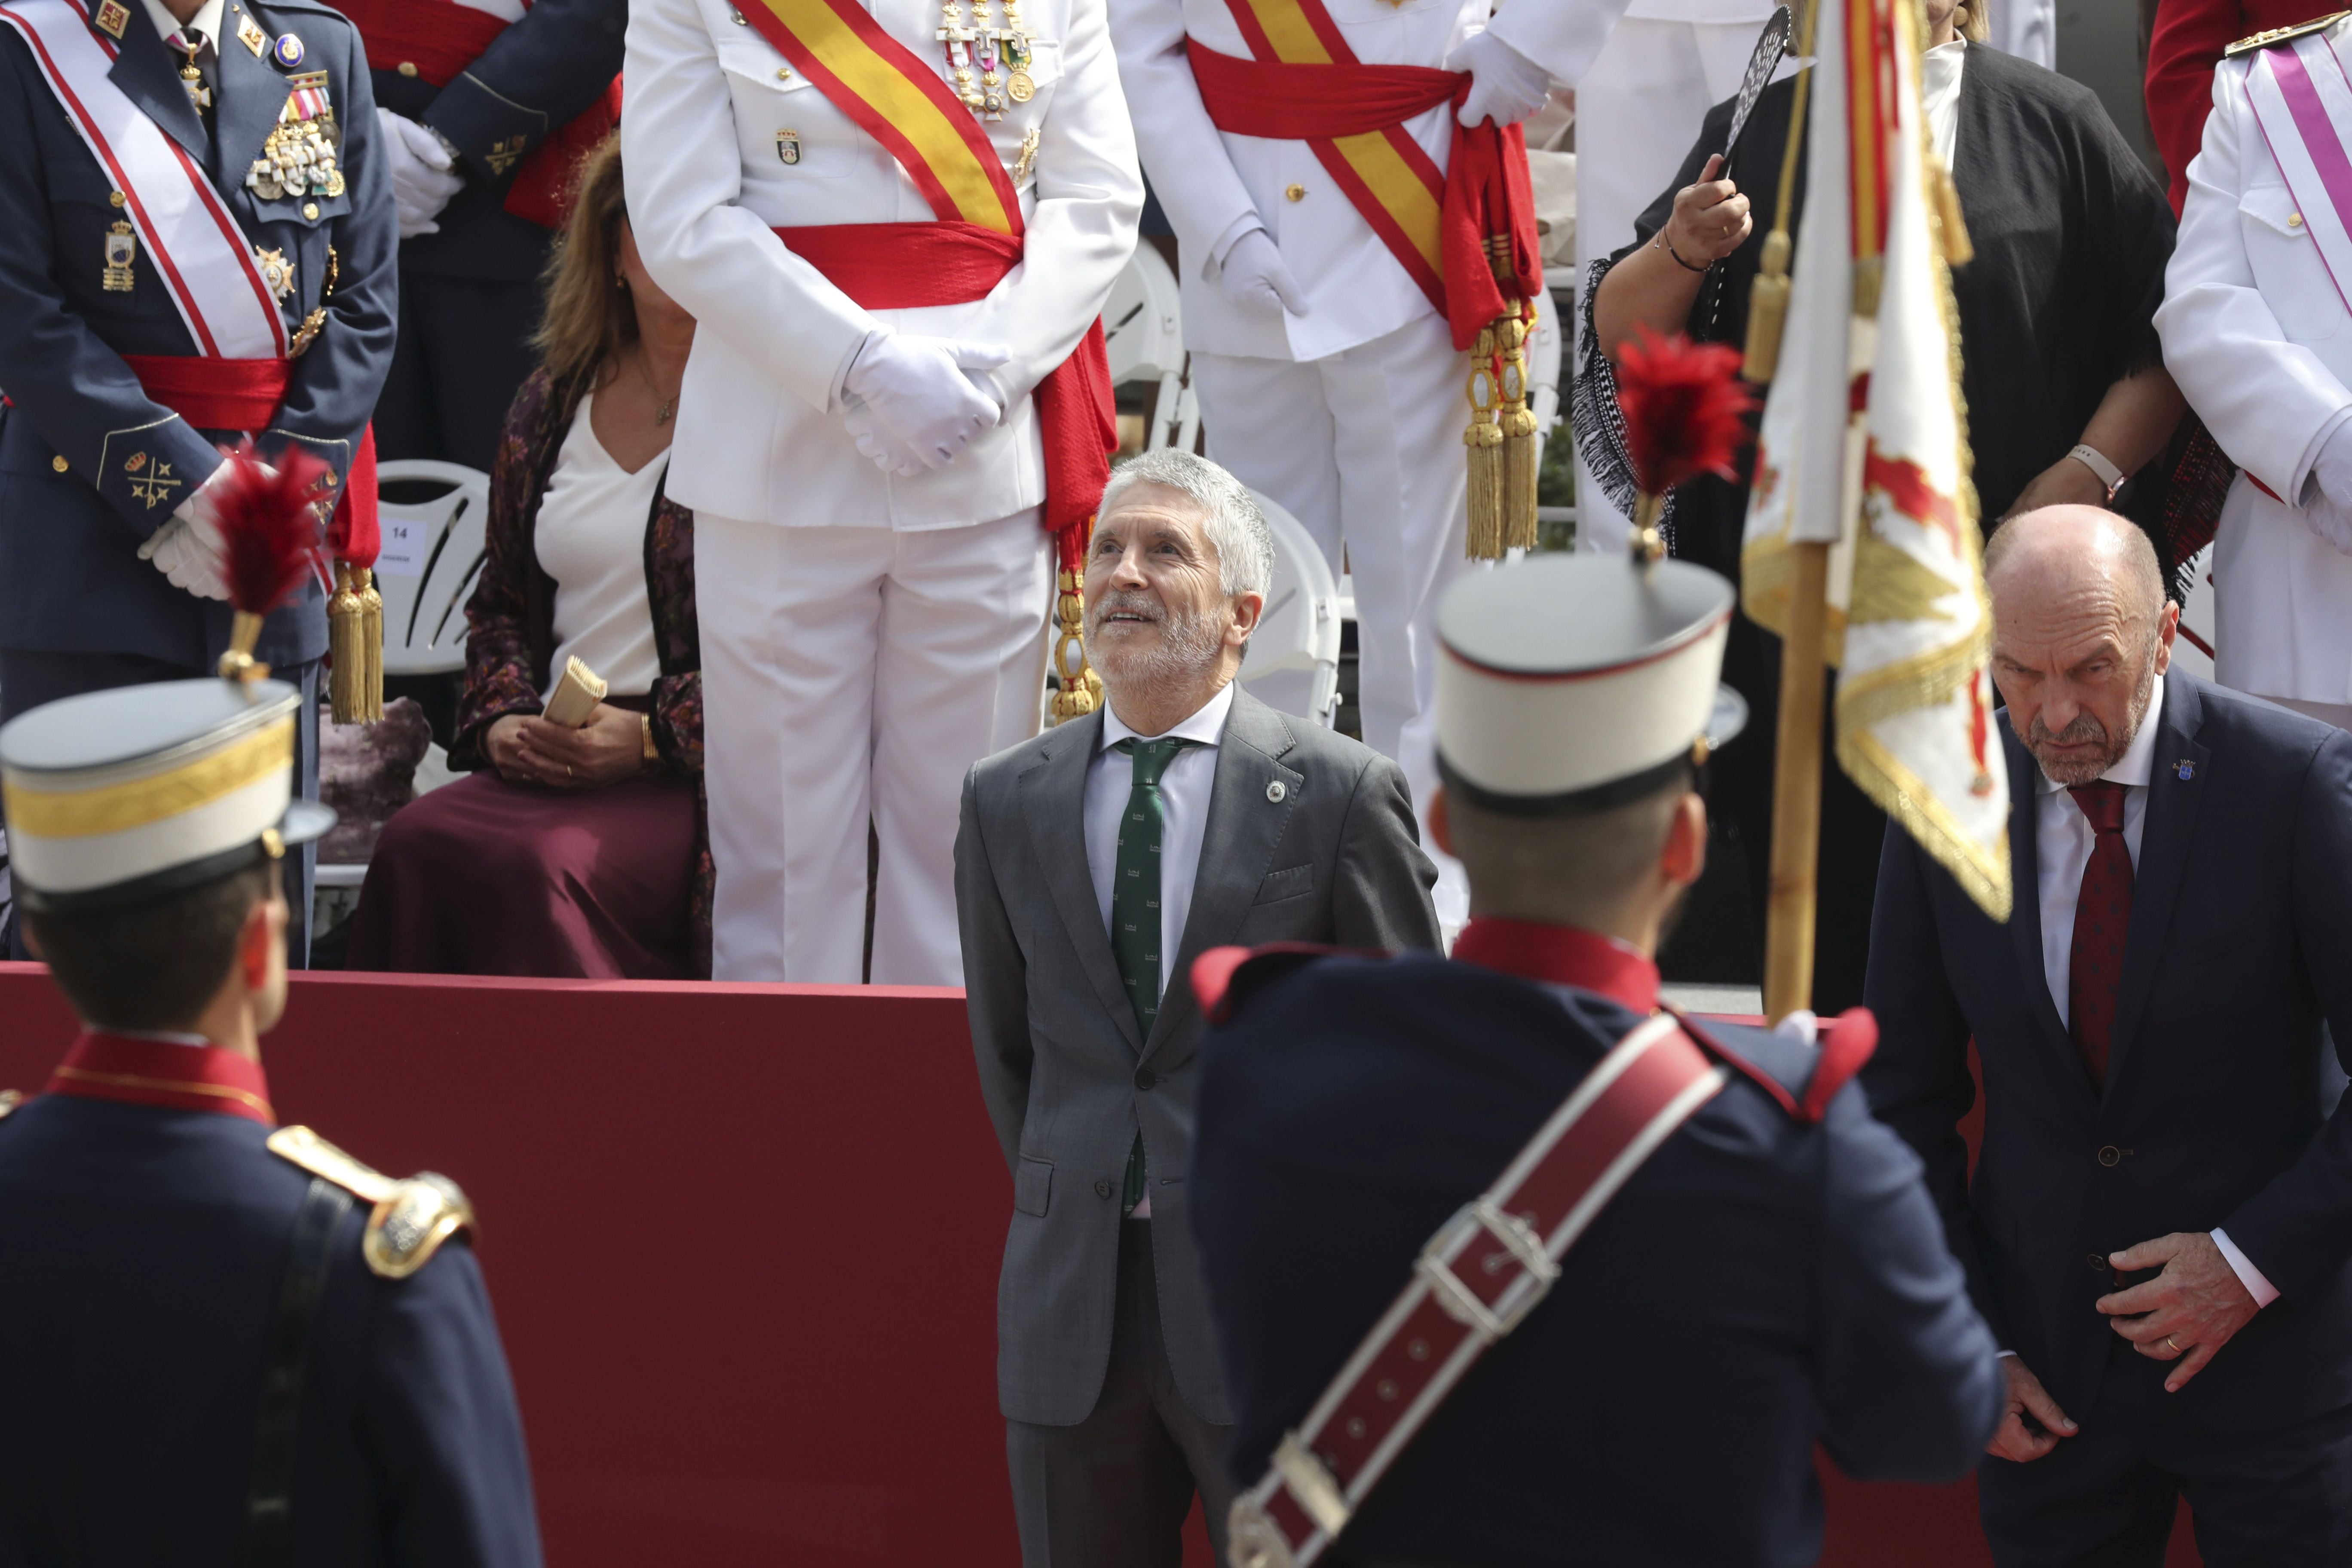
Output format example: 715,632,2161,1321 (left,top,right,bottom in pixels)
2306,423,2352,554
1216,227,1311,318
1447,29,1554,128
840,331,1010,475
377,108,465,239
